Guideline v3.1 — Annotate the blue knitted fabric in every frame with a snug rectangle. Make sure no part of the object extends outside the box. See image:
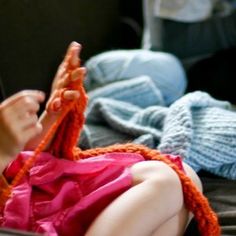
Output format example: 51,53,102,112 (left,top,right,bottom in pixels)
158,92,236,178
85,49,187,105
85,98,167,141
82,49,236,179
81,90,236,179
158,91,231,158
189,107,236,178
88,76,165,108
